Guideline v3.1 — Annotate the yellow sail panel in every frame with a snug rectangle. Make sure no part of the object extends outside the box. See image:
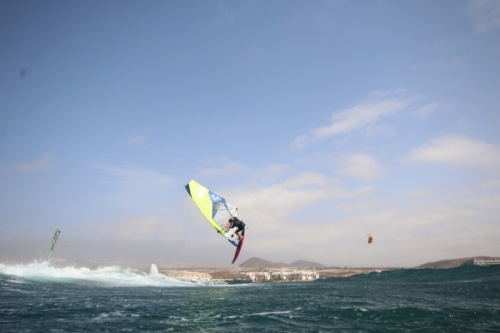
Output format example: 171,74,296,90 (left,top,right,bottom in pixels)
185,180,225,234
